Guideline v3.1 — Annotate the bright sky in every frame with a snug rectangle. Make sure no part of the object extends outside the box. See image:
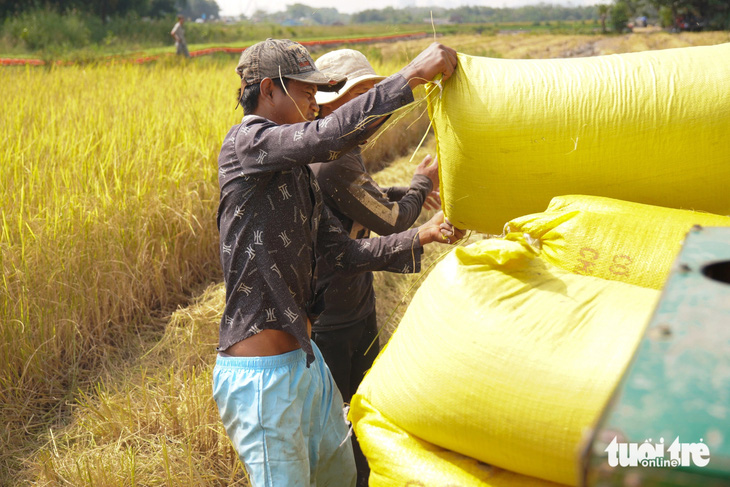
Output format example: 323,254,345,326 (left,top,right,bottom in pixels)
216,0,600,18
